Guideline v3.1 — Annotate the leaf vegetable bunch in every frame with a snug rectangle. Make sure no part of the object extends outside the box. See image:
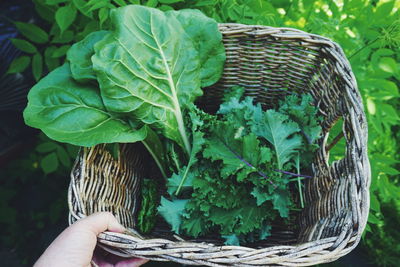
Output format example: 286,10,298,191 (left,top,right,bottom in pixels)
23,5,322,245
